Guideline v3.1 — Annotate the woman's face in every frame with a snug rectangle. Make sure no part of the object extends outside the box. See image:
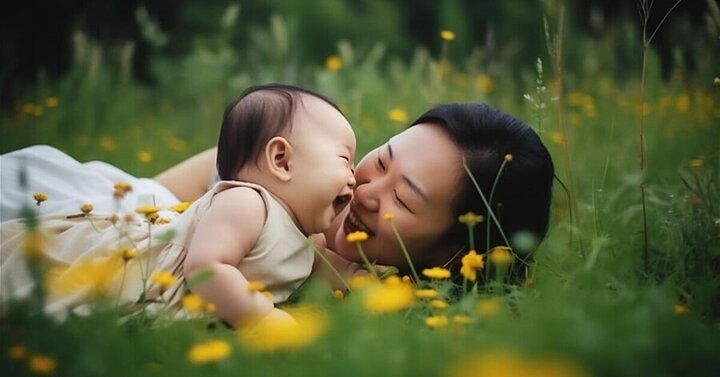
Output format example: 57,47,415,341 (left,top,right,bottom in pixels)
325,123,463,269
